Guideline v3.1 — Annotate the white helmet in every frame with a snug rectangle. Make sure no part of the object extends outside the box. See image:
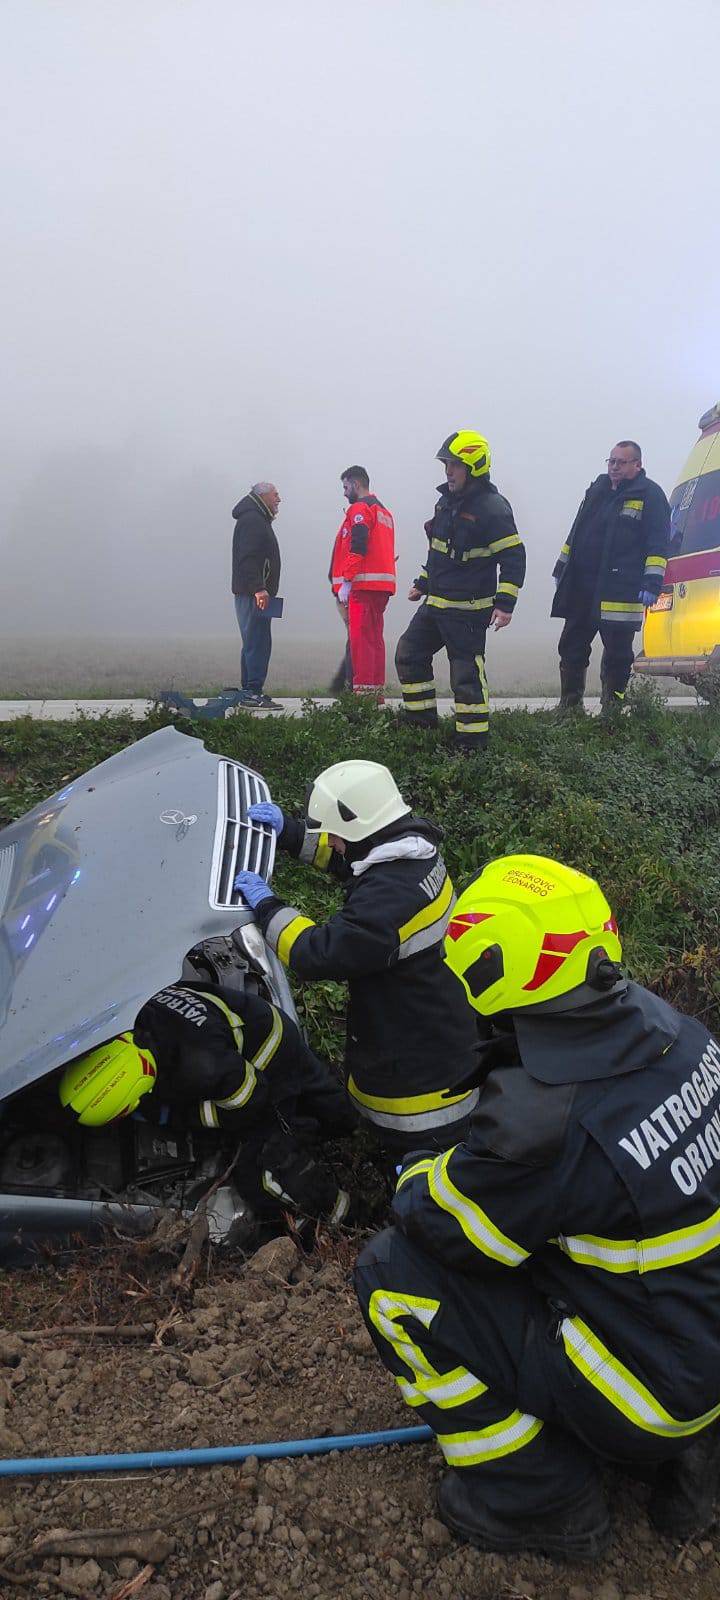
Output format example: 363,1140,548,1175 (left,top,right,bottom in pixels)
306,760,410,843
